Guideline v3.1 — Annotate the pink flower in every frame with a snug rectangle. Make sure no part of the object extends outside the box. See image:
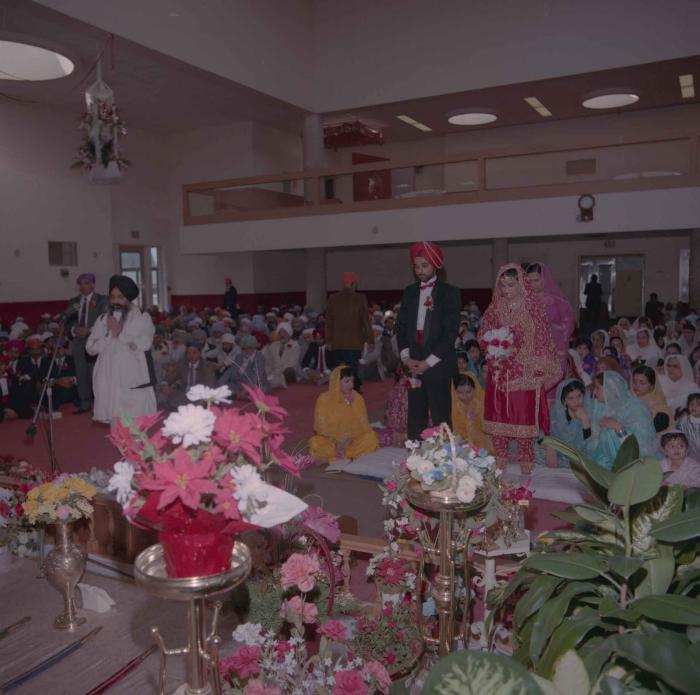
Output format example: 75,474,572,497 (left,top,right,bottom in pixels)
300,507,340,543
230,644,262,679
141,448,217,510
362,661,391,695
318,619,348,641
275,640,293,660
332,670,368,695
280,553,320,592
212,409,265,464
386,652,396,666
243,680,281,695
280,596,318,624
242,385,287,420
375,557,408,586
214,480,242,520
0,500,11,518
385,480,397,492
420,425,442,440
56,505,72,520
